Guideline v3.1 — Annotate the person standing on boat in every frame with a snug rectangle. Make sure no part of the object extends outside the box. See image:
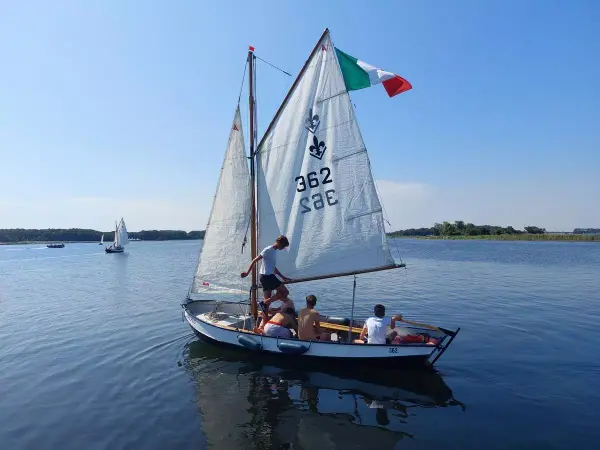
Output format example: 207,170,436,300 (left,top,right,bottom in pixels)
298,294,328,341
240,235,292,314
356,304,402,344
